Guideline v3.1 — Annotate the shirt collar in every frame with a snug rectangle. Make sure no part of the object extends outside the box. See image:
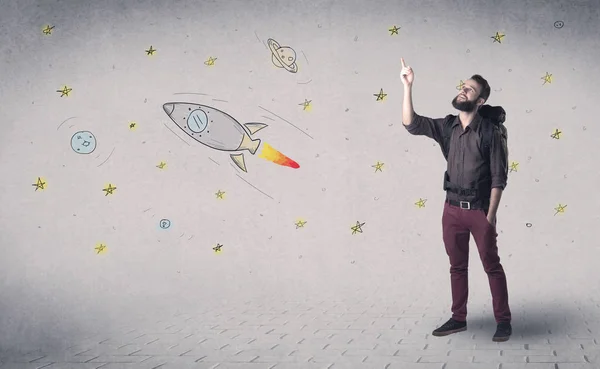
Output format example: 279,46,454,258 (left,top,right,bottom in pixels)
452,112,483,131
